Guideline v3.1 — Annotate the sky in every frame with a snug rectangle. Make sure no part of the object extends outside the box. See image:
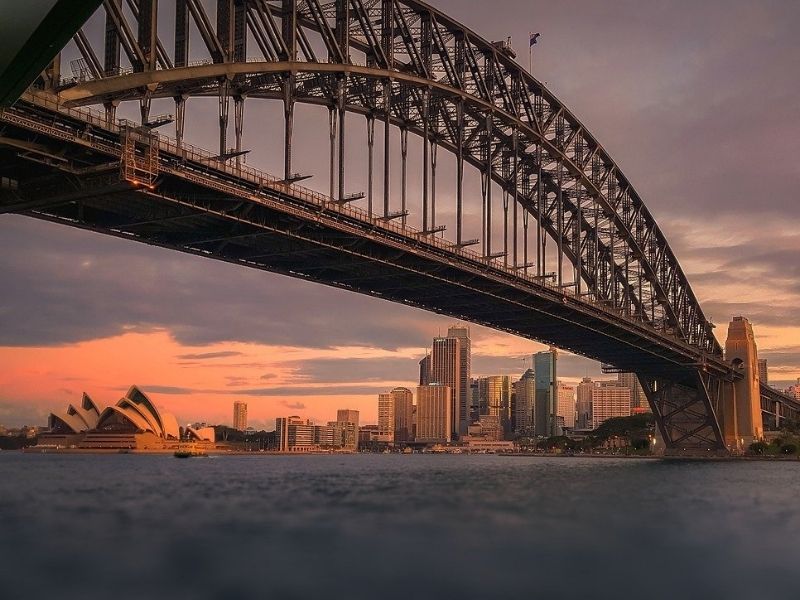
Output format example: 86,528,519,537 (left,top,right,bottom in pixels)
1,0,799,428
